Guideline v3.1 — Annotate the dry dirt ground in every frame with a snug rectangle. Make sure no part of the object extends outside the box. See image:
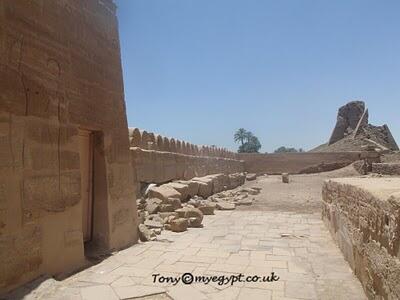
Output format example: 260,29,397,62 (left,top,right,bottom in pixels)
241,165,360,214
5,166,367,300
